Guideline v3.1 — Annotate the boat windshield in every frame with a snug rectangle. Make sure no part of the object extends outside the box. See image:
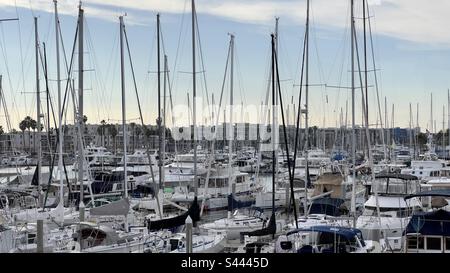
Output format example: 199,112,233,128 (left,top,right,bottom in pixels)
362,206,416,217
